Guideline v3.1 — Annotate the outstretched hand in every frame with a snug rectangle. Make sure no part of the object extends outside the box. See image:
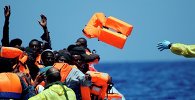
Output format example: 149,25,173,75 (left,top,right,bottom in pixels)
38,14,47,28
4,5,11,19
157,40,171,51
